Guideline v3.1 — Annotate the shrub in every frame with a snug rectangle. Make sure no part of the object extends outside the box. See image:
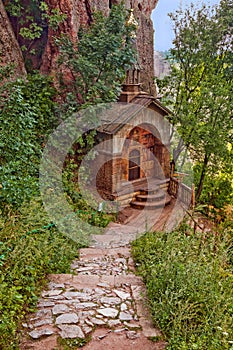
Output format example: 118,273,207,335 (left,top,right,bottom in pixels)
132,228,233,349
0,198,84,349
0,74,58,212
